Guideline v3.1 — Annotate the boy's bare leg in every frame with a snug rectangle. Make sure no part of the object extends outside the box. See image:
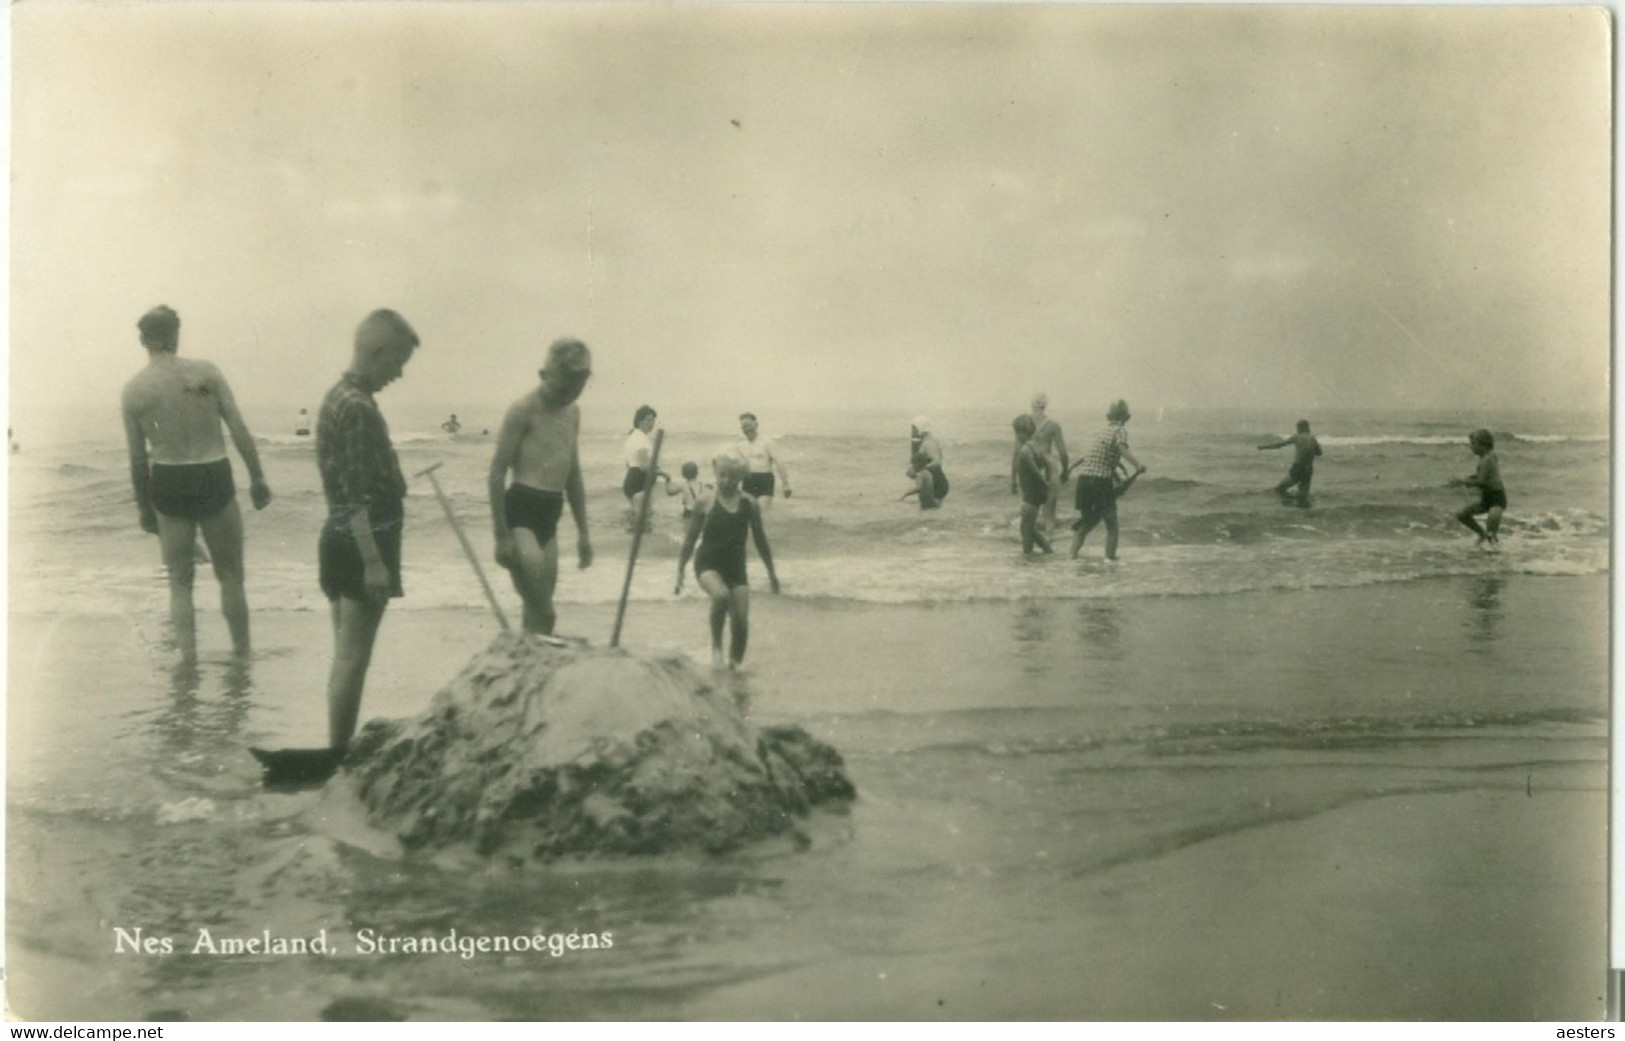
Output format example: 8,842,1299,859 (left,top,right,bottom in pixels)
327,595,387,751
1456,505,1489,540
1041,482,1060,532
508,529,559,634
1070,510,1100,559
726,586,751,666
198,500,250,655
1486,505,1504,542
156,514,200,662
697,571,731,666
